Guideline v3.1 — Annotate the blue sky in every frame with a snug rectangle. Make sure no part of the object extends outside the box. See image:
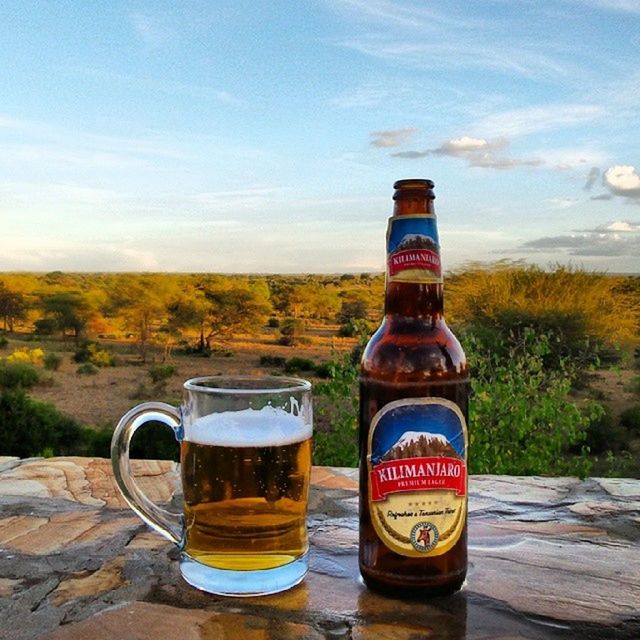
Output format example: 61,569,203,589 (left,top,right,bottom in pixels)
1,0,639,273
